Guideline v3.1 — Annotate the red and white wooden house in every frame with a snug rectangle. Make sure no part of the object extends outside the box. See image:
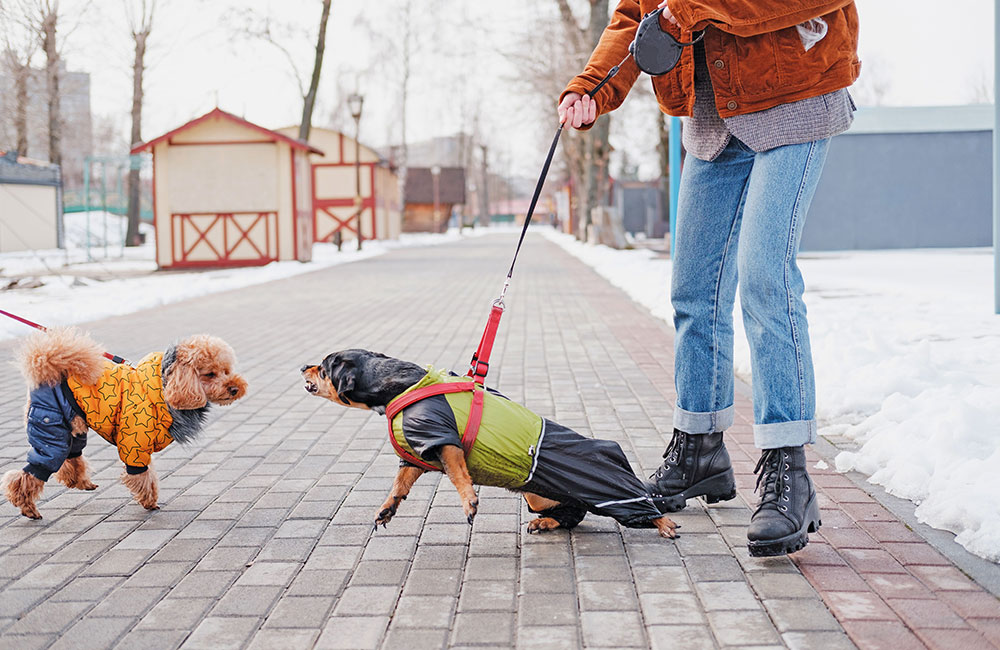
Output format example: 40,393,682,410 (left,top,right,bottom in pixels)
132,108,321,269
276,126,401,244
